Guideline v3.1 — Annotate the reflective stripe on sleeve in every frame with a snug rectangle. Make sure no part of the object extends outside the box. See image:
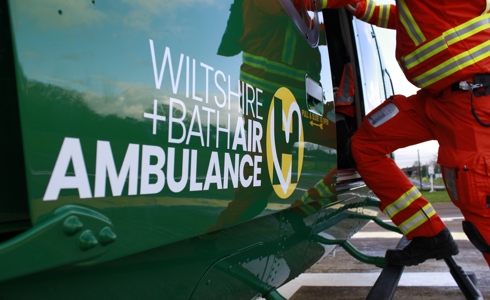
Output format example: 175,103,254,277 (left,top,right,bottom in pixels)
377,4,390,28
360,0,376,22
383,186,422,219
